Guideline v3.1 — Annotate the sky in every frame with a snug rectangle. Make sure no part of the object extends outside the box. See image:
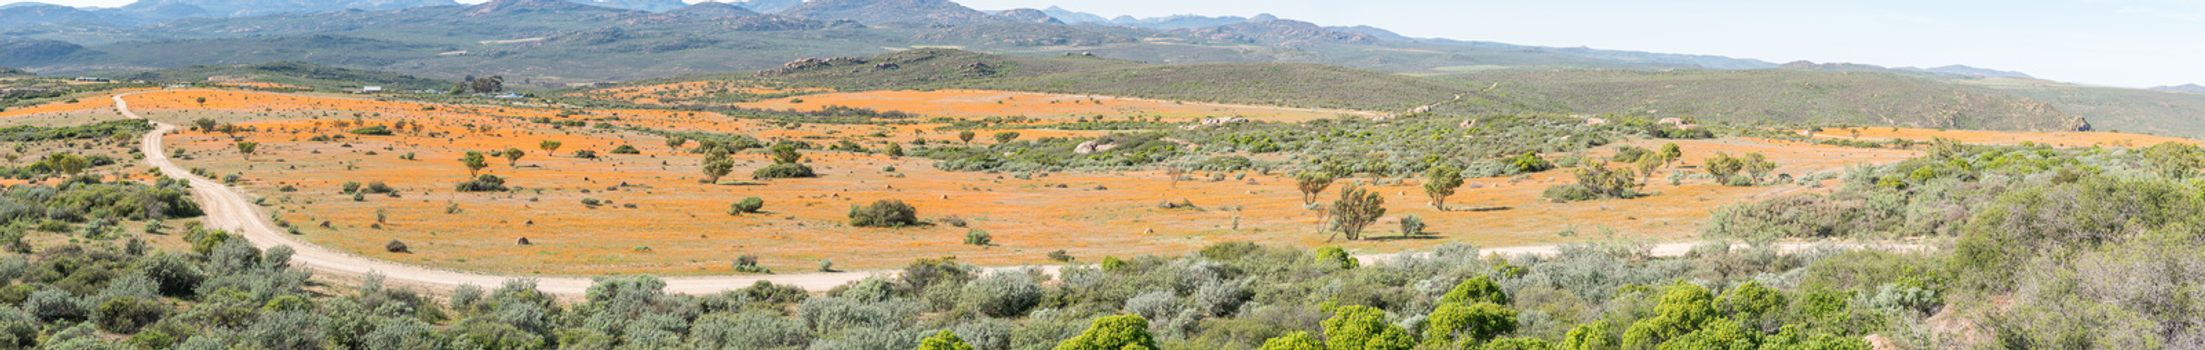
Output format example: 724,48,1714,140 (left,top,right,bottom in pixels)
9,0,2201,88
